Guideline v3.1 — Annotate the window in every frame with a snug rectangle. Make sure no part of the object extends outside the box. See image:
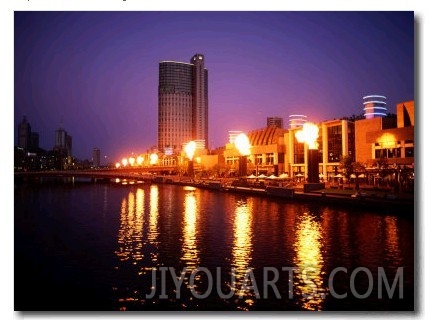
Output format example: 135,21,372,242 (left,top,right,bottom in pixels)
405,147,414,157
